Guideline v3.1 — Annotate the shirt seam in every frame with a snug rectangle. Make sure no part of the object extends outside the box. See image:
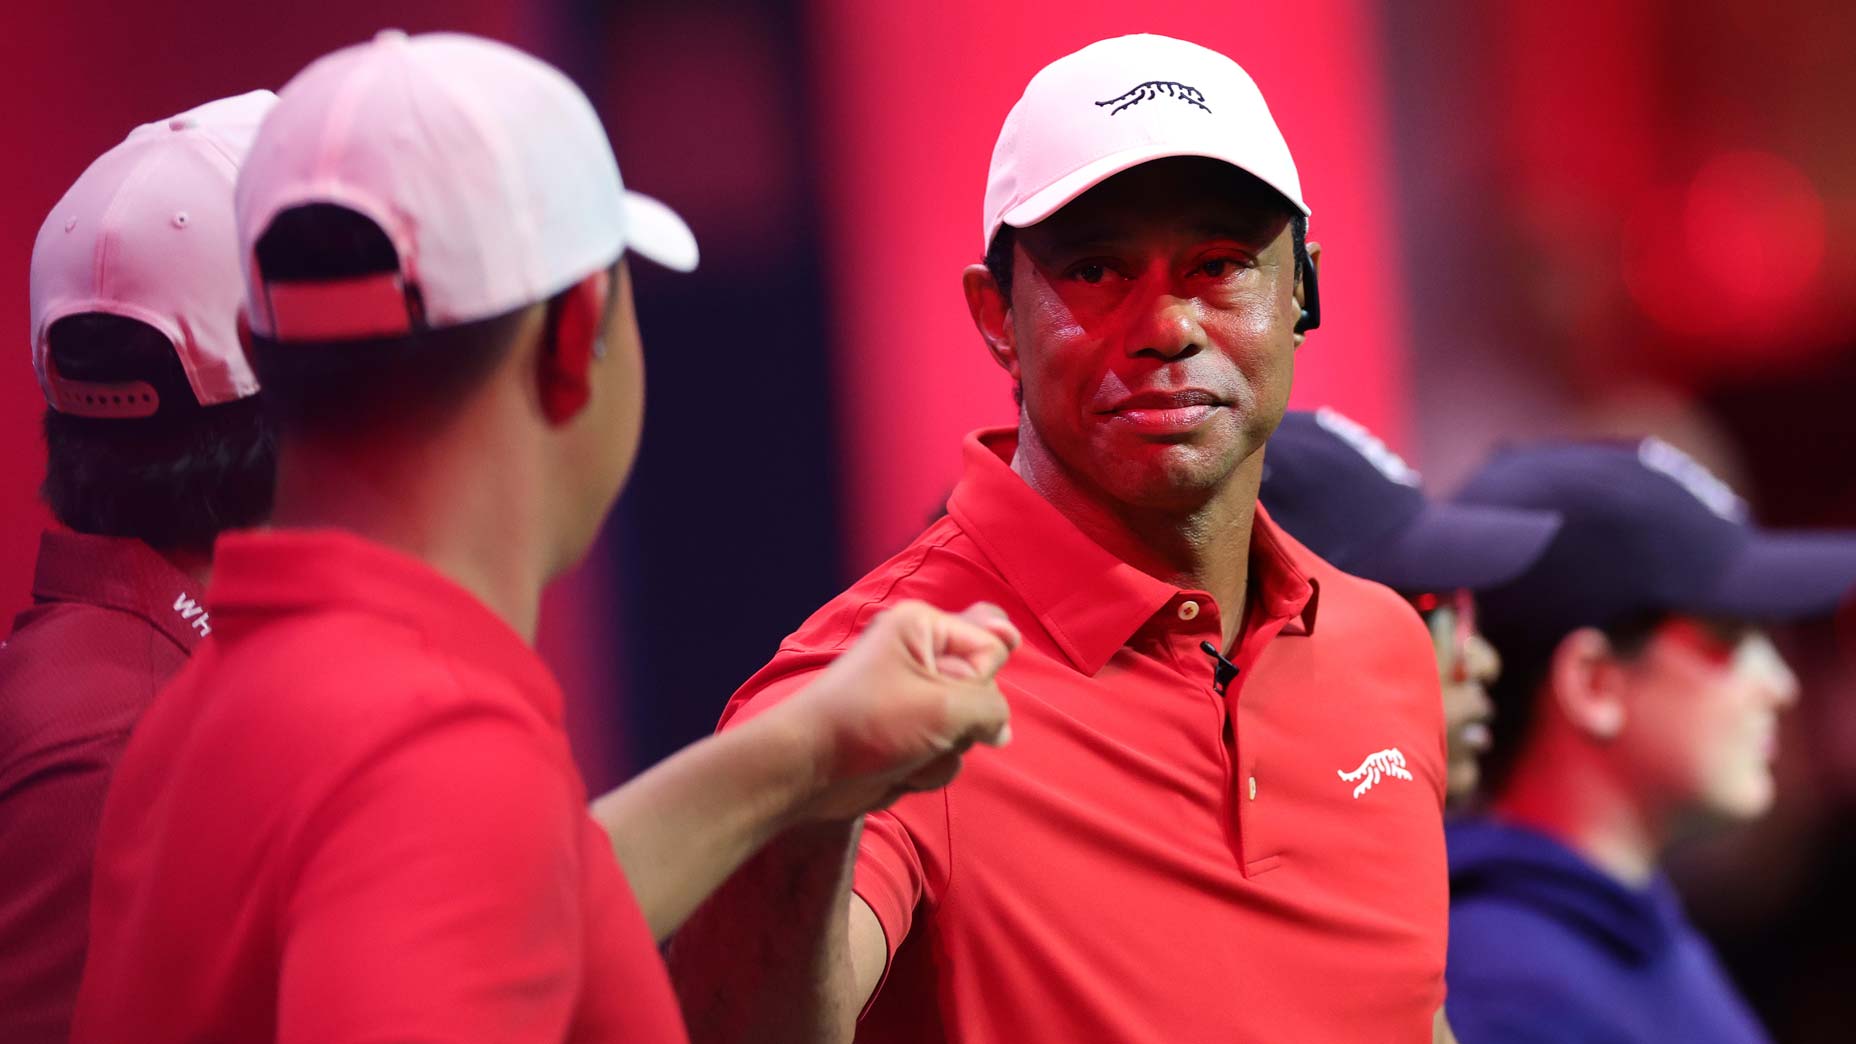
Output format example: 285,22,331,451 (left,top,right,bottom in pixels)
26,596,195,655
822,526,963,651
938,776,956,907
